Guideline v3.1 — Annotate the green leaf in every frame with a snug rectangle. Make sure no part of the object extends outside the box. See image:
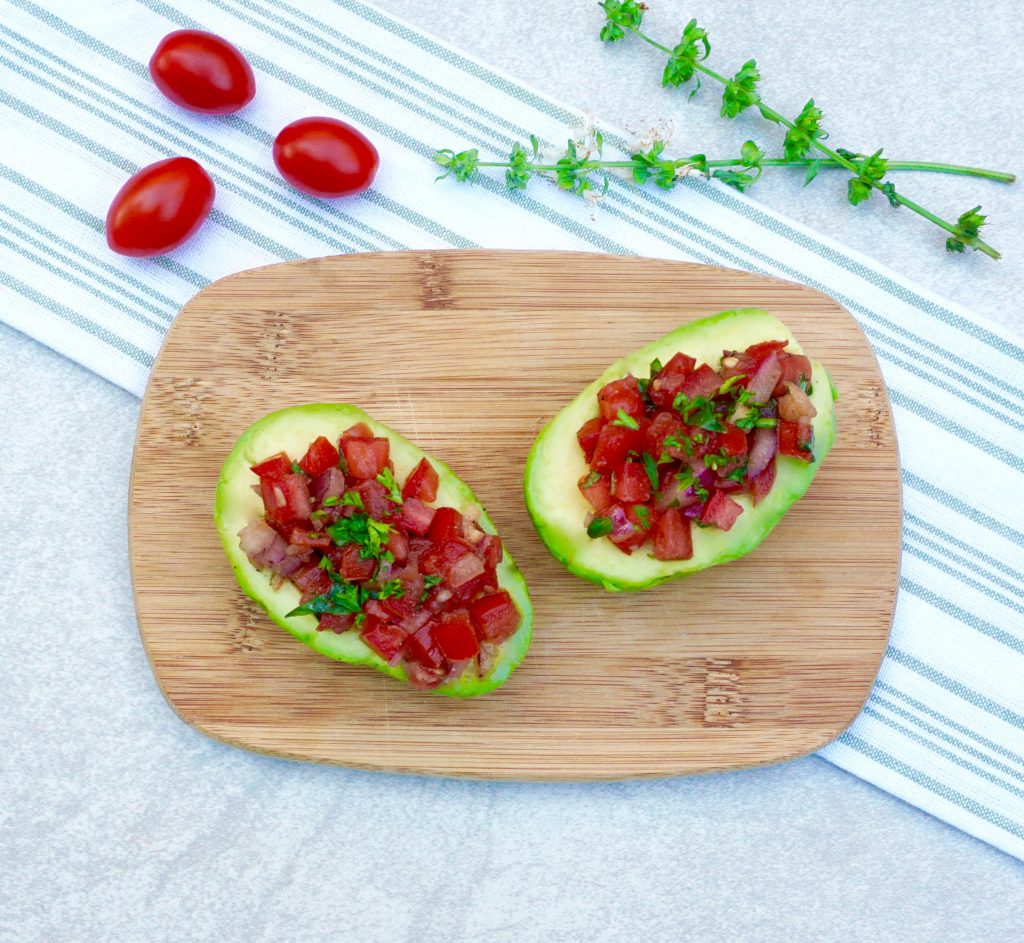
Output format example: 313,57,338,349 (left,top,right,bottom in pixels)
803,160,821,187
641,452,659,490
783,99,825,161
847,176,872,206
662,18,710,92
599,0,644,42
587,516,614,538
612,408,640,430
433,148,479,183
721,59,761,118
287,580,367,619
633,505,651,529
326,512,392,560
376,579,405,599
583,470,602,488
376,467,403,504
946,205,988,253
